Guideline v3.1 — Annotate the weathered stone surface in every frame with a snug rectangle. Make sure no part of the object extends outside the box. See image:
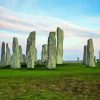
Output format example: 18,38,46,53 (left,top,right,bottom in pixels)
94,56,97,63
19,45,23,63
11,37,20,68
6,43,11,66
99,51,100,62
56,27,64,64
1,42,6,66
26,31,36,55
97,50,100,62
83,45,87,65
99,51,100,59
77,57,79,62
47,32,56,69
87,39,95,67
19,45,26,64
26,31,36,68
27,44,34,68
41,44,47,63
34,47,37,63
